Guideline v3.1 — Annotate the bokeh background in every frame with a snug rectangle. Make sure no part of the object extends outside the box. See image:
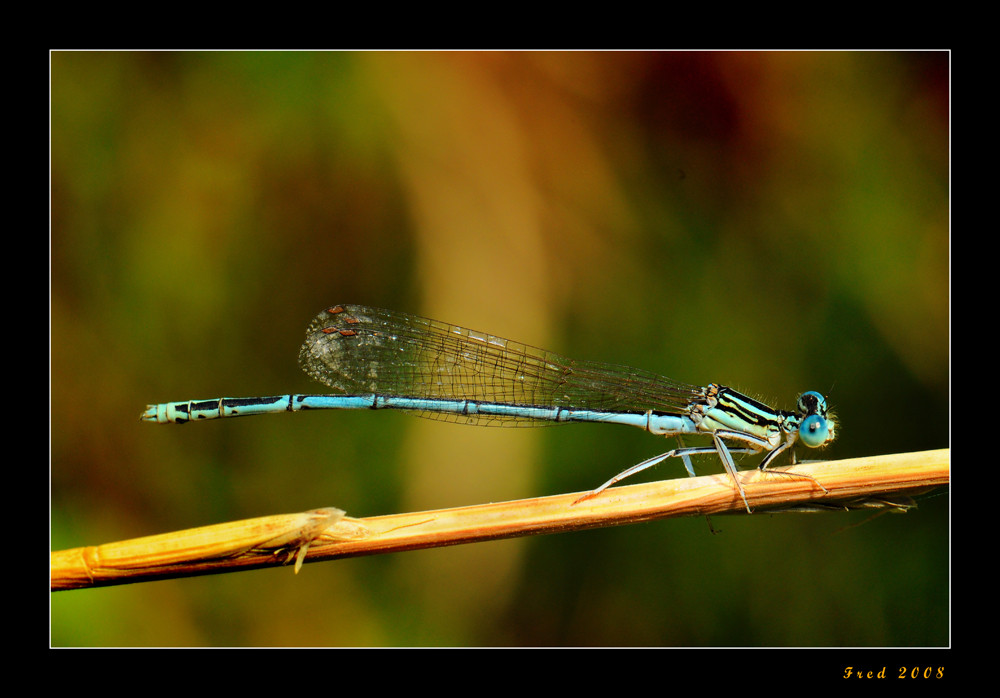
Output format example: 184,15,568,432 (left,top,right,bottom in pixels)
51,51,949,647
